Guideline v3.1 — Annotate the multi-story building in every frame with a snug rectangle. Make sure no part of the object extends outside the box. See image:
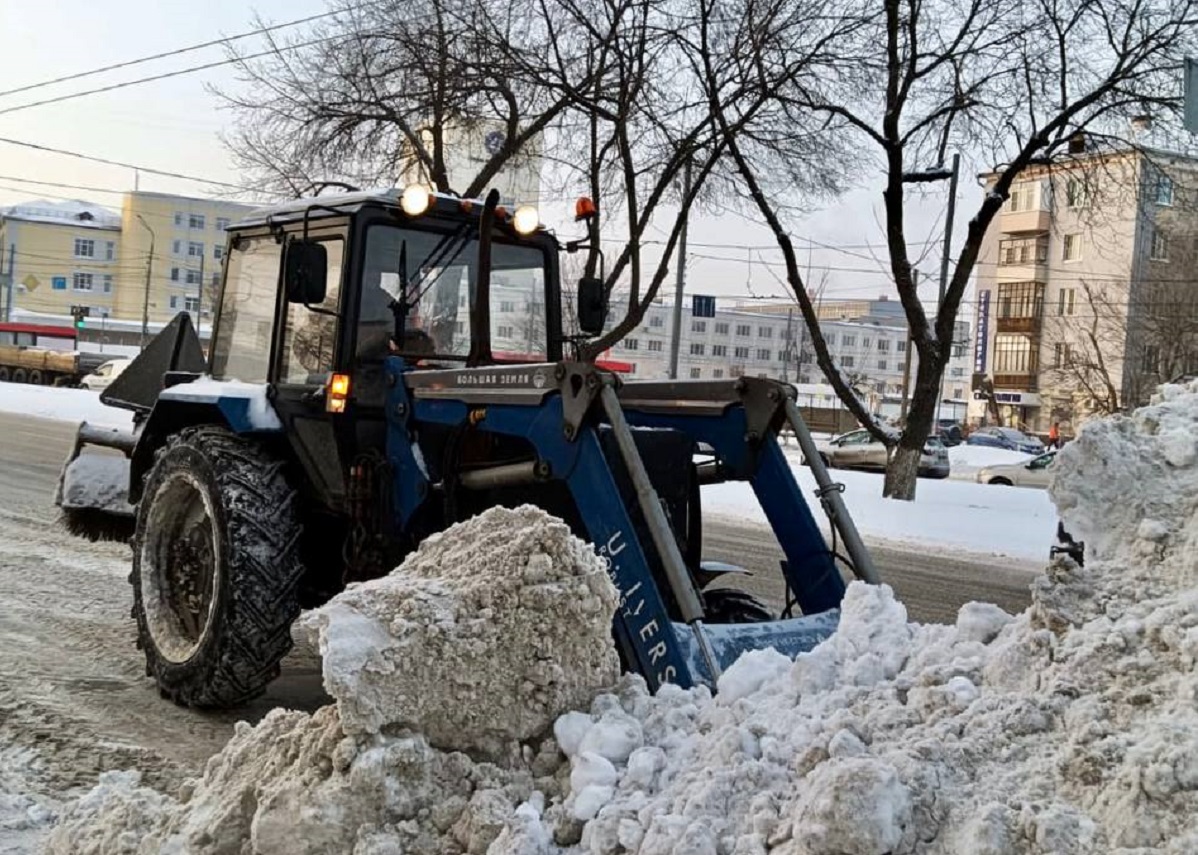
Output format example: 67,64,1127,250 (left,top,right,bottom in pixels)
115,192,254,329
0,192,254,331
971,142,1198,432
592,298,972,415
738,295,908,325
0,199,123,321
